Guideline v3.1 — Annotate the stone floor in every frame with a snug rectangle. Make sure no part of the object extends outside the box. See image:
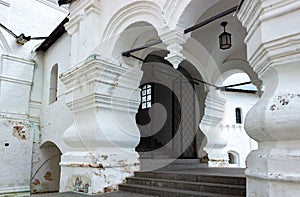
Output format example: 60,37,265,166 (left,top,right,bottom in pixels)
29,168,245,197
